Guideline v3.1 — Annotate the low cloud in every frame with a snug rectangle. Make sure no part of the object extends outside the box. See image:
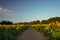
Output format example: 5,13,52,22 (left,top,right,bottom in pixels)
0,7,16,17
